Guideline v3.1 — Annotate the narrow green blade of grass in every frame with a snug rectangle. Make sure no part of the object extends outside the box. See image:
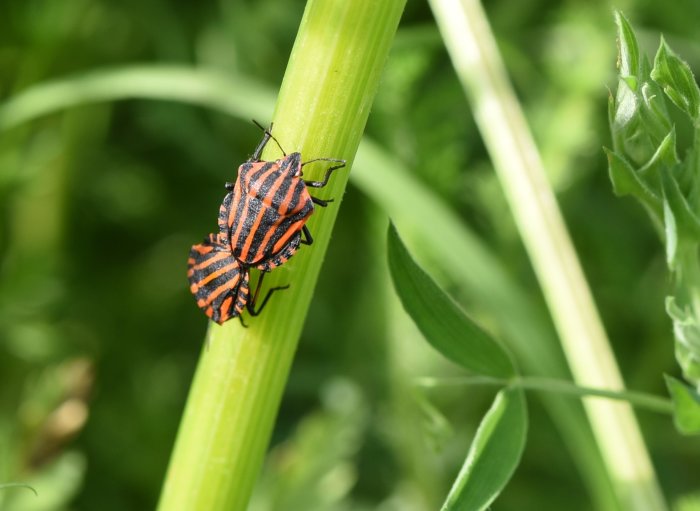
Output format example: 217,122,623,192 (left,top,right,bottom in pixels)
387,224,515,378
441,387,527,511
156,1,406,510
0,66,274,131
